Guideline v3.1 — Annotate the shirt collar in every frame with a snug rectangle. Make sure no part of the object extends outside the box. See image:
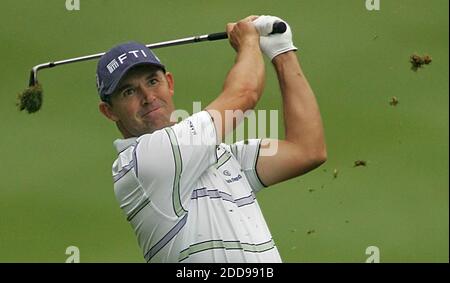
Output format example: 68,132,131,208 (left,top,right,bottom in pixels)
113,137,138,153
